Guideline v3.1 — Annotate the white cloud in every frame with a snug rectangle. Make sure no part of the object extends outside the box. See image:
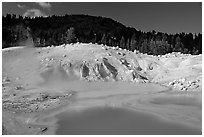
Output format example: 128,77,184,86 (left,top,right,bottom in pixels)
17,4,26,9
35,2,51,9
23,9,47,18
